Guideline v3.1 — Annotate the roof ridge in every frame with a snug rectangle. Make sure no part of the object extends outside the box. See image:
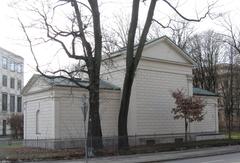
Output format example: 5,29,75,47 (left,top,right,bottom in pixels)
30,74,121,90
